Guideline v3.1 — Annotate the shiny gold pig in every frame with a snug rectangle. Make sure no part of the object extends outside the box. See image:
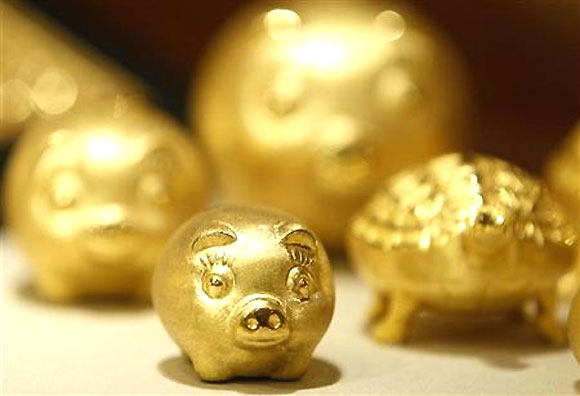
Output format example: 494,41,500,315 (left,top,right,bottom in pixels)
153,206,335,381
3,98,207,301
348,153,577,345
192,2,470,246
